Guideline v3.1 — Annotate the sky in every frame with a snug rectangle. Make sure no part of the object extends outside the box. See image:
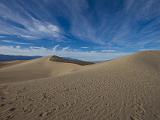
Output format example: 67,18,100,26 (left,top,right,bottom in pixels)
0,0,160,61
